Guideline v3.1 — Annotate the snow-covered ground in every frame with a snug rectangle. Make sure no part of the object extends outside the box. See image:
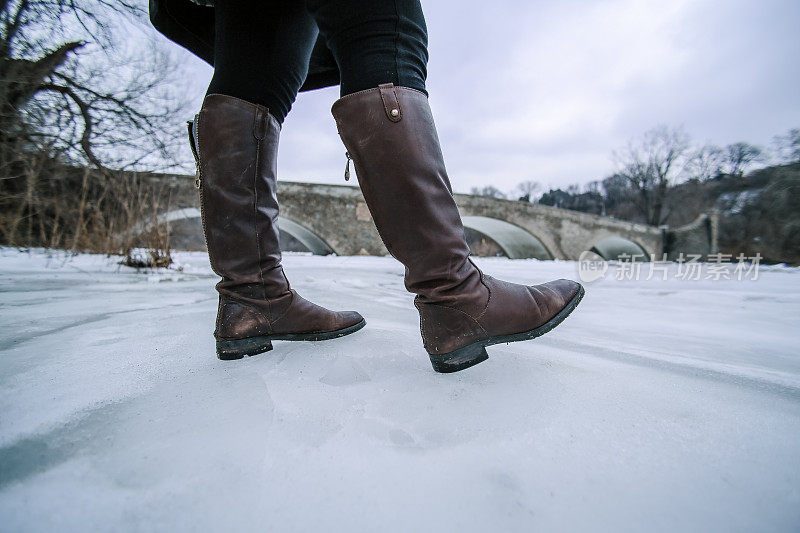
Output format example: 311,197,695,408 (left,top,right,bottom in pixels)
1,248,799,532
